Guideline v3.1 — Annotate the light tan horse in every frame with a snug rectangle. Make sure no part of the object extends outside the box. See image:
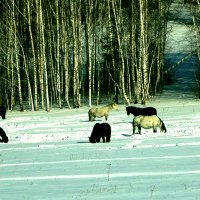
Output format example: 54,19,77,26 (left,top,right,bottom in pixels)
88,103,118,121
133,115,167,134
